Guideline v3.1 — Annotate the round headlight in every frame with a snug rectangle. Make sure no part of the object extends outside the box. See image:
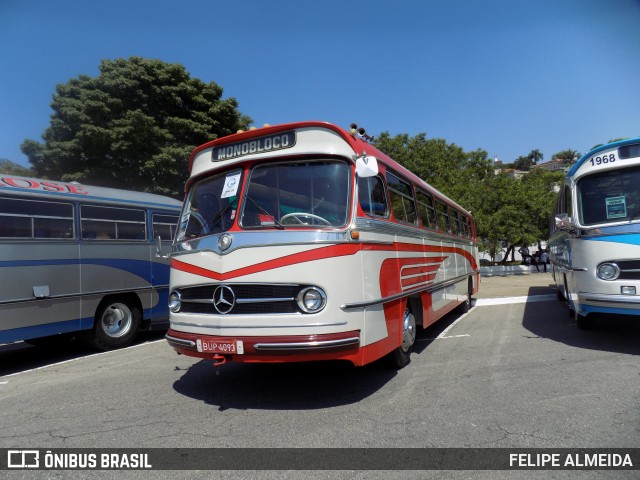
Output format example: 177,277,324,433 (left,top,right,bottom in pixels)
297,287,327,313
597,263,620,281
218,233,232,251
169,291,182,313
